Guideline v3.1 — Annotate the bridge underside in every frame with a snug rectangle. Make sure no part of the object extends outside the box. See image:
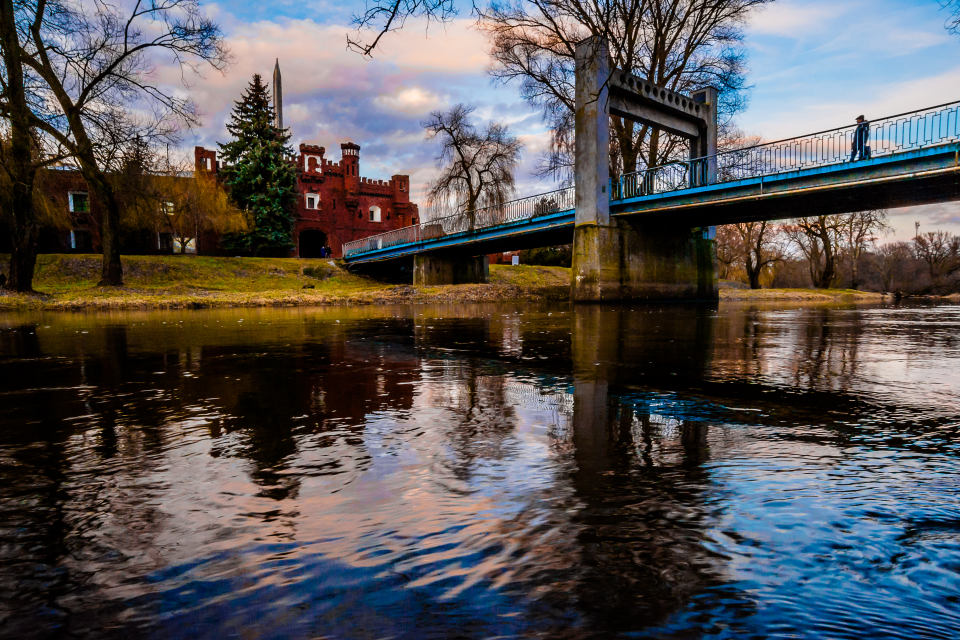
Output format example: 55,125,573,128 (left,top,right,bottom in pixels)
347,218,575,284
